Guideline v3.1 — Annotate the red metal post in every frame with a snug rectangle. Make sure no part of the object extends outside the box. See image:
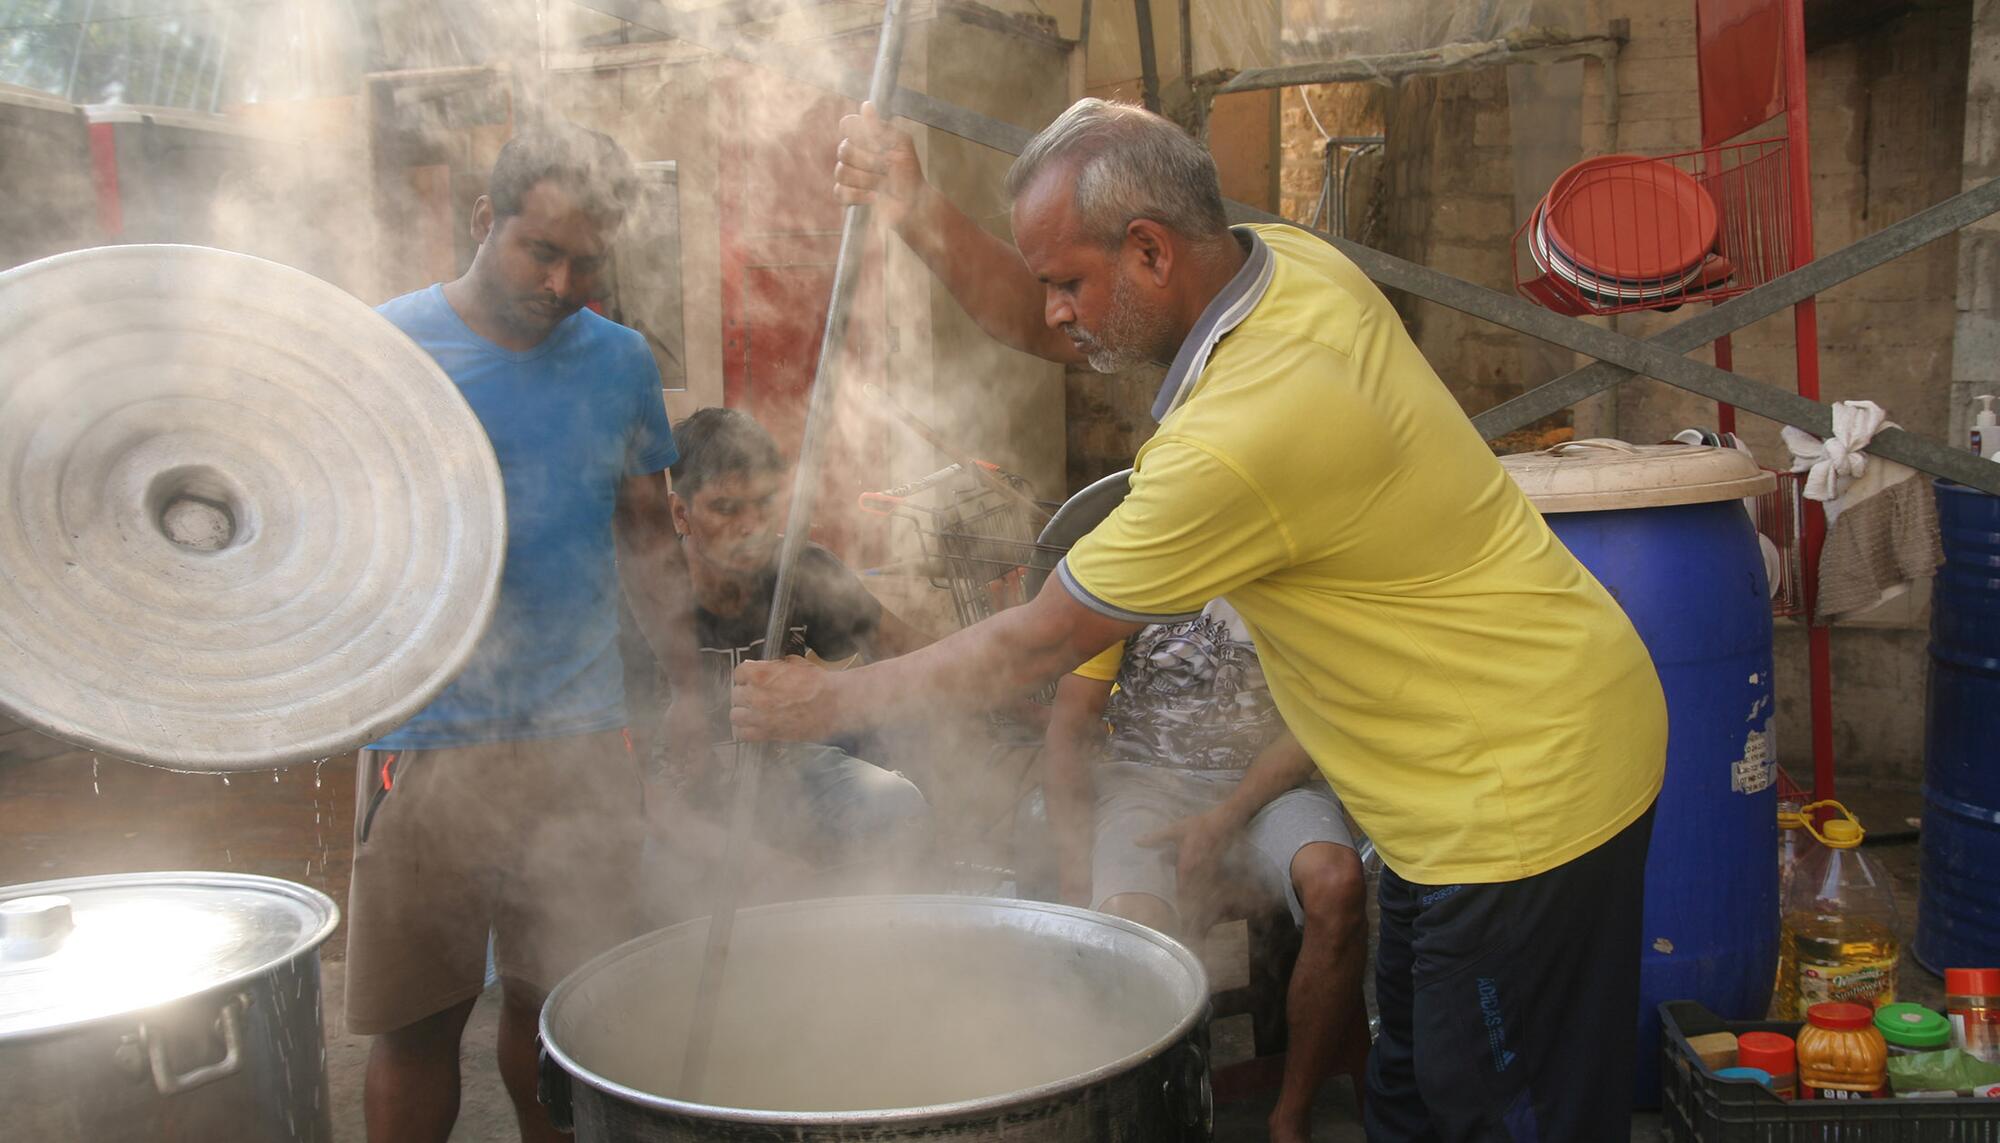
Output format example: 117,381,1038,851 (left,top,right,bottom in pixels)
1714,334,1738,435
1777,0,1837,801
87,122,121,240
